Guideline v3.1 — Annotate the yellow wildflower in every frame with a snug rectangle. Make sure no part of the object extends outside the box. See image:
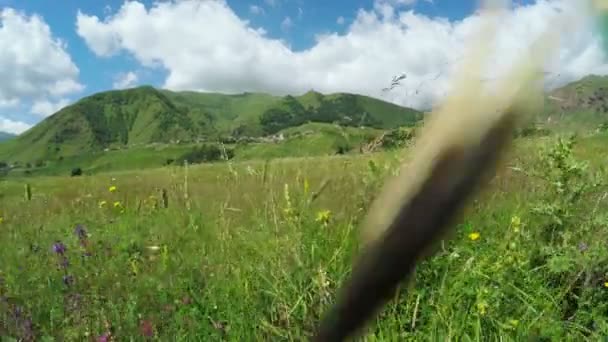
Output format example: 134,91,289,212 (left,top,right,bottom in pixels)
98,200,107,208
109,185,117,193
113,201,122,208
511,215,521,233
604,282,608,288
468,232,480,241
315,210,332,225
476,300,488,316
